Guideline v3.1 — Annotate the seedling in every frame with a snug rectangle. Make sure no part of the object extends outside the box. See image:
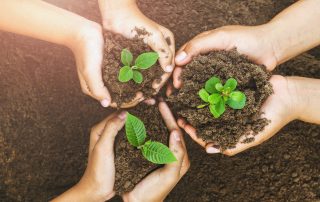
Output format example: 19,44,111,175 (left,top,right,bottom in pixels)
118,49,159,84
197,76,246,118
125,113,177,164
